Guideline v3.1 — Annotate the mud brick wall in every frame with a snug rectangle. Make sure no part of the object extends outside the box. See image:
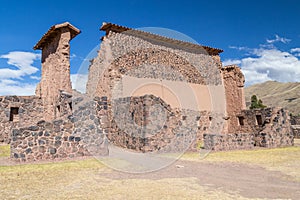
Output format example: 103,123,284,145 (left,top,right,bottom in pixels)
0,96,43,144
222,65,246,134
203,133,254,151
10,96,108,162
35,26,76,121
